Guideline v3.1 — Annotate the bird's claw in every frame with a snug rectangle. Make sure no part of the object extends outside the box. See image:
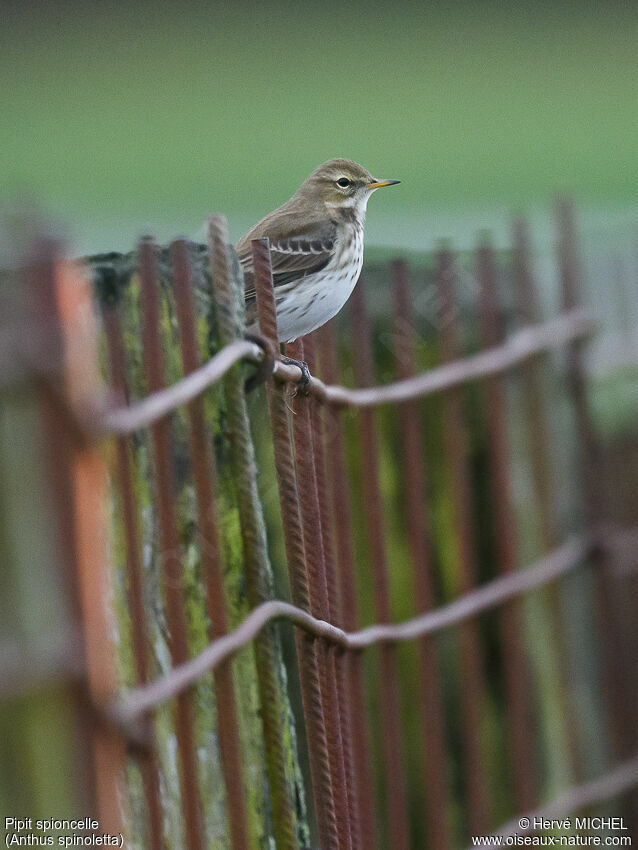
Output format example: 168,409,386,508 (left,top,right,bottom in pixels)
281,356,312,396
